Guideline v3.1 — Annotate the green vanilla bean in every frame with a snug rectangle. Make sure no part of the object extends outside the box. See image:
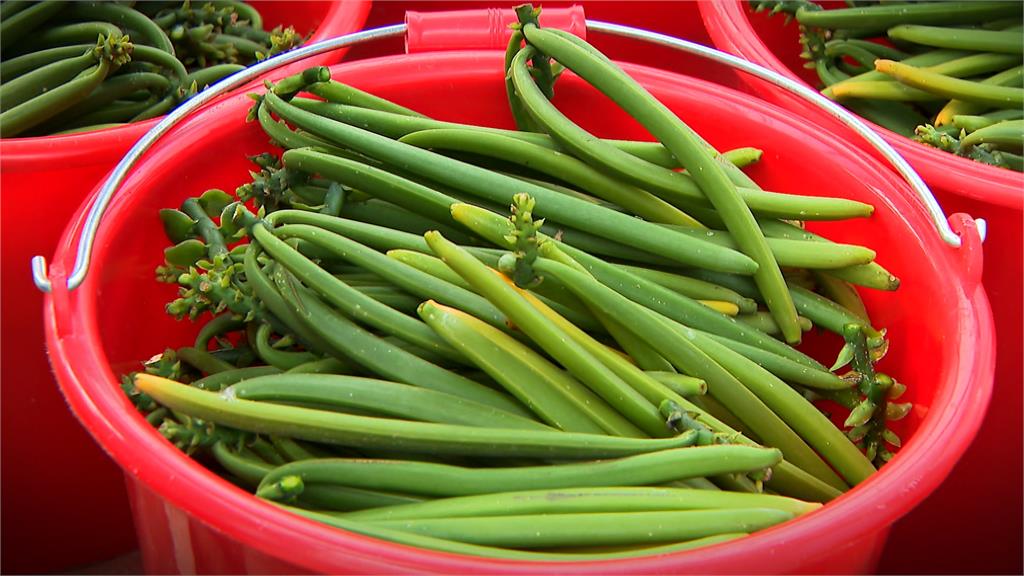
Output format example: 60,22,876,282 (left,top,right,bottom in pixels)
271,220,510,331
924,52,1021,79
874,60,1023,109
13,21,122,55
0,48,99,110
0,1,67,51
191,366,283,391
830,81,944,103
0,35,130,137
597,309,677,372
505,278,730,446
960,119,1023,151
281,150,458,226
273,67,332,99
515,28,801,344
796,2,1022,29
212,442,424,510
0,0,33,20
220,0,263,28
827,38,908,62
935,66,1024,126
259,262,528,416
399,129,703,228
62,1,175,53
184,63,246,91
665,226,877,269
252,324,317,371
953,109,1024,133
823,41,884,73
181,198,228,257
127,44,189,84
308,80,427,118
136,374,700,459
284,505,748,561
387,250,473,289
813,272,870,323
340,199,478,245
555,242,824,369
288,97,761,170
255,445,779,500
352,286,421,314
0,0,35,20
418,300,641,437
821,48,970,97
265,211,432,253
243,245,333,358
734,311,812,336
504,28,540,132
256,102,349,154
819,50,970,127
0,43,100,80
686,334,875,486
887,25,1023,55
504,278,709,426
269,436,323,462
536,221,677,266
210,33,267,60
506,45,872,223
366,509,793,549
449,201,822,369
326,232,836,500
646,371,707,398
249,222,467,364
285,357,352,375
176,346,235,375
263,92,759,274
619,265,758,314
698,331,849,390
393,246,604,333
36,72,173,133
757,220,900,291
341,486,818,521
533,258,846,491
210,441,272,487
226,373,548,430
684,270,886,338
825,51,1022,108
424,231,670,438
